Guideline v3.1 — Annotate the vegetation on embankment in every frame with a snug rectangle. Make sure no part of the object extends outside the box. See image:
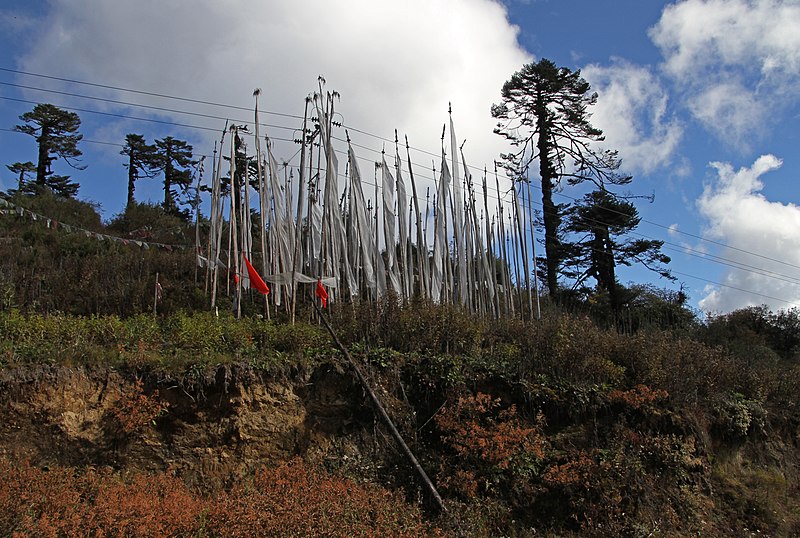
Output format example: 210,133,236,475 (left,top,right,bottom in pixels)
0,300,798,536
1,193,799,536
